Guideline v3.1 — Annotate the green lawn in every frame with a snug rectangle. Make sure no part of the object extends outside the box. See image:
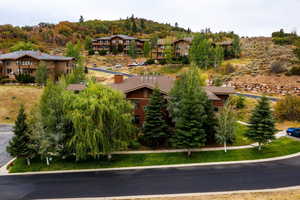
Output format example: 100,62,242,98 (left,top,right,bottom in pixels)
9,137,300,173
233,123,252,146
